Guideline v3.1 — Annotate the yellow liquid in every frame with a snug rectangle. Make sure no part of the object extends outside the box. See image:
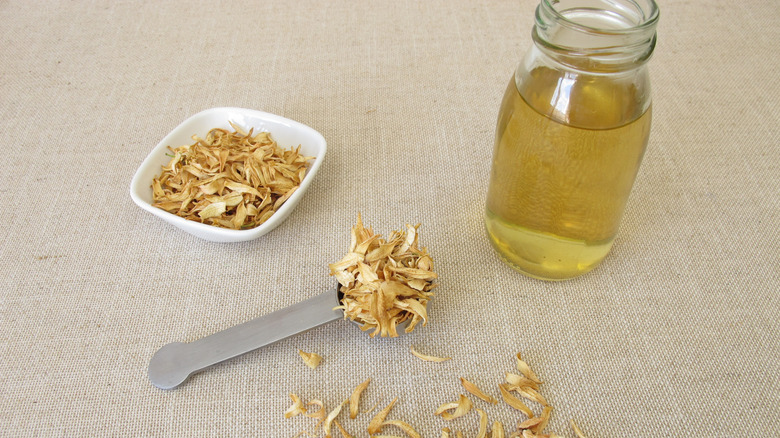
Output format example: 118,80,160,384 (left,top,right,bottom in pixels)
485,67,651,280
